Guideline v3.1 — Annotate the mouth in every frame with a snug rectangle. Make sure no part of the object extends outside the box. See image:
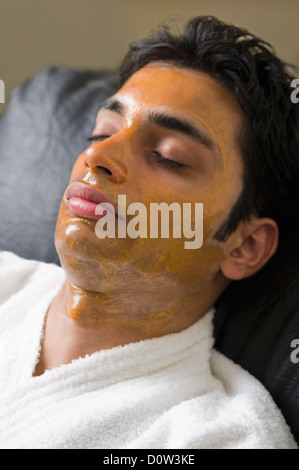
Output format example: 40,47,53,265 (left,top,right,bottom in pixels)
65,182,118,220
